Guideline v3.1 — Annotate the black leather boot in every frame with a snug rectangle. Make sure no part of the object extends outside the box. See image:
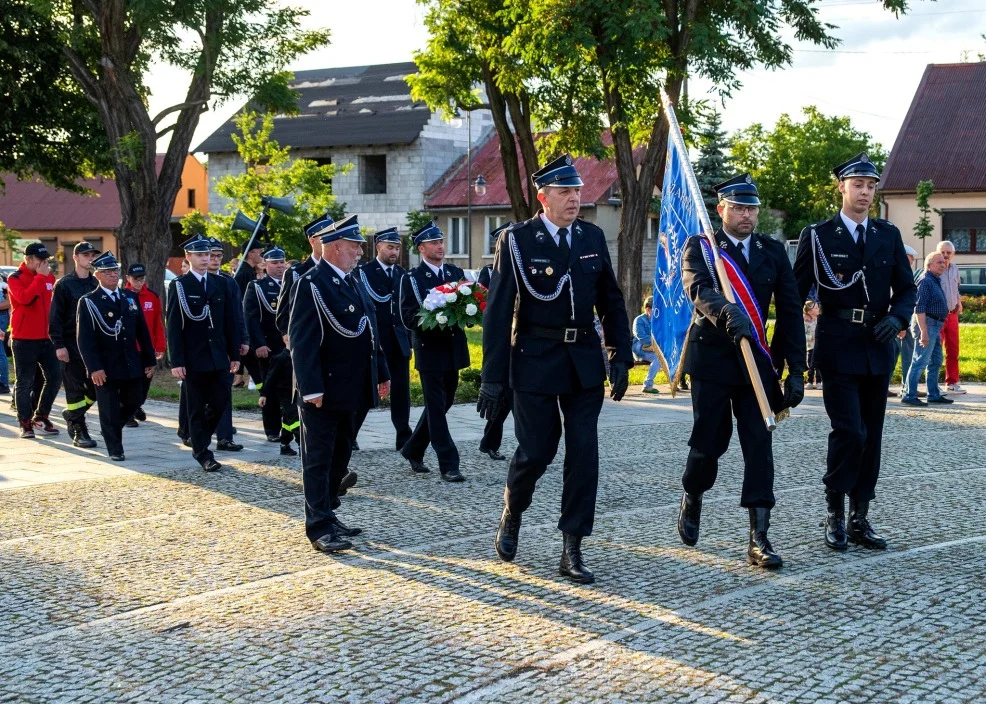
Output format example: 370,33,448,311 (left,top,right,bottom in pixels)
677,492,702,546
847,498,887,549
824,492,848,551
494,506,521,562
73,421,97,449
558,533,594,584
747,508,783,569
